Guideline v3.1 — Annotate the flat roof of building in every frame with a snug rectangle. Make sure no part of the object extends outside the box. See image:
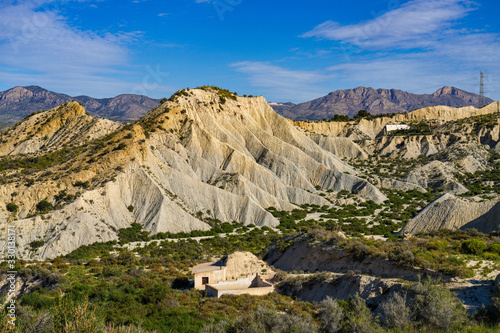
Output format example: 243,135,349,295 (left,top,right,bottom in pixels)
206,283,273,291
192,261,224,273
